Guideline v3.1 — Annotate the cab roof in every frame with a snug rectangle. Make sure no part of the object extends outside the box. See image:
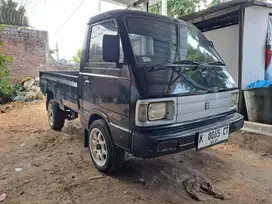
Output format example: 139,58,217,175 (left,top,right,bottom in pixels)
88,9,183,25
